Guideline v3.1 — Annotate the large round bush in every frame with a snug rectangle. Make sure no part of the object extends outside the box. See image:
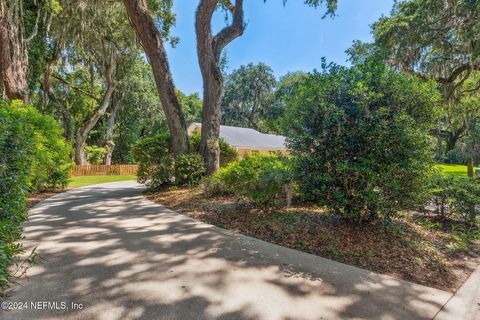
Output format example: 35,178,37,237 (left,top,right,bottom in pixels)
132,132,175,189
285,62,439,223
